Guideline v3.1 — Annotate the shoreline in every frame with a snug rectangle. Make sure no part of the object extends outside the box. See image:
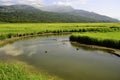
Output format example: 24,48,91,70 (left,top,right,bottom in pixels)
0,33,67,80
0,32,71,47
0,32,120,57
71,42,120,57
